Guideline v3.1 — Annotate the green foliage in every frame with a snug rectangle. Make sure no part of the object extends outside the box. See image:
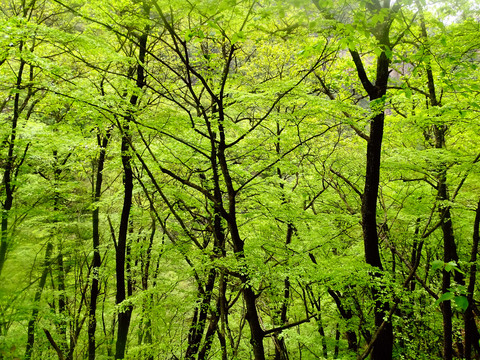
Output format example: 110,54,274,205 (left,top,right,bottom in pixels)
0,0,479,359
